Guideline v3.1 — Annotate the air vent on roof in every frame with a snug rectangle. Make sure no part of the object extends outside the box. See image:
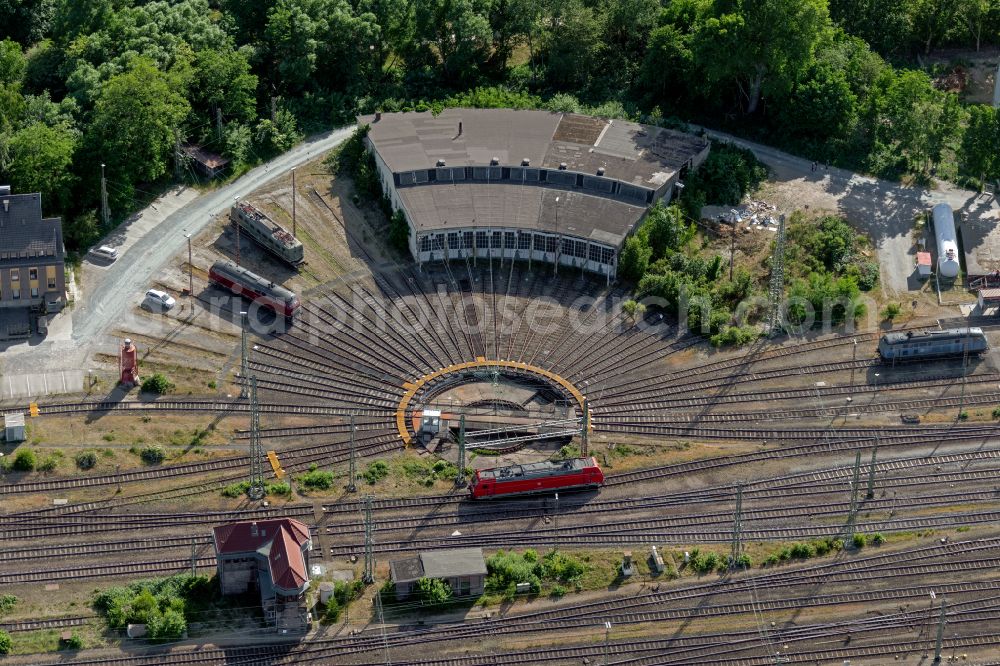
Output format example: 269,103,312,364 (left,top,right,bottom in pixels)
490,157,499,166
521,158,530,166
374,111,381,122
436,159,446,167
251,522,258,536
596,167,605,176
559,163,567,170
458,121,463,136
